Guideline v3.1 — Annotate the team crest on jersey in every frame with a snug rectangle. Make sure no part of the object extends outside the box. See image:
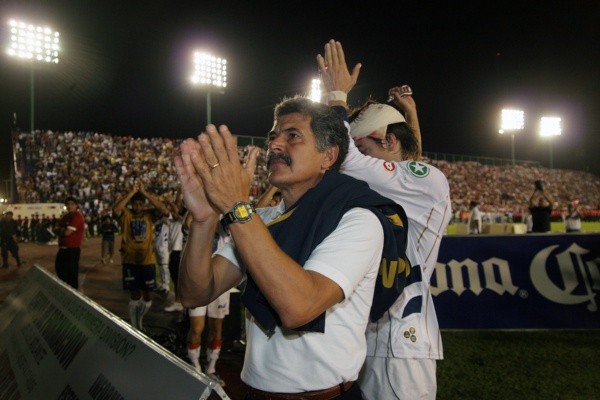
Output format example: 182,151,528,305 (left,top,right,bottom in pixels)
382,161,396,172
408,161,430,178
